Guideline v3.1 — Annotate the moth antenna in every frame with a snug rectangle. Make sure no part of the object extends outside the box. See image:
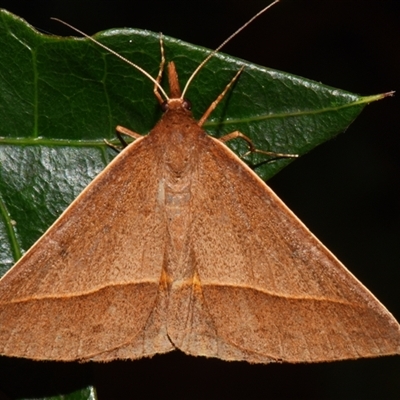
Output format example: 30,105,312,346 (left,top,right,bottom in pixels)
181,0,280,99
51,18,170,101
